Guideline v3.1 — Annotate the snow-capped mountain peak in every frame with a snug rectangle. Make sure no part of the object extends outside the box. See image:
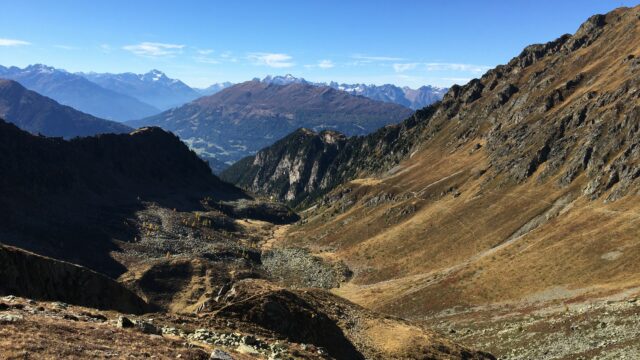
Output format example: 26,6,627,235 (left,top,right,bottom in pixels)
261,74,309,85
25,64,64,74
259,74,447,109
142,69,167,82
